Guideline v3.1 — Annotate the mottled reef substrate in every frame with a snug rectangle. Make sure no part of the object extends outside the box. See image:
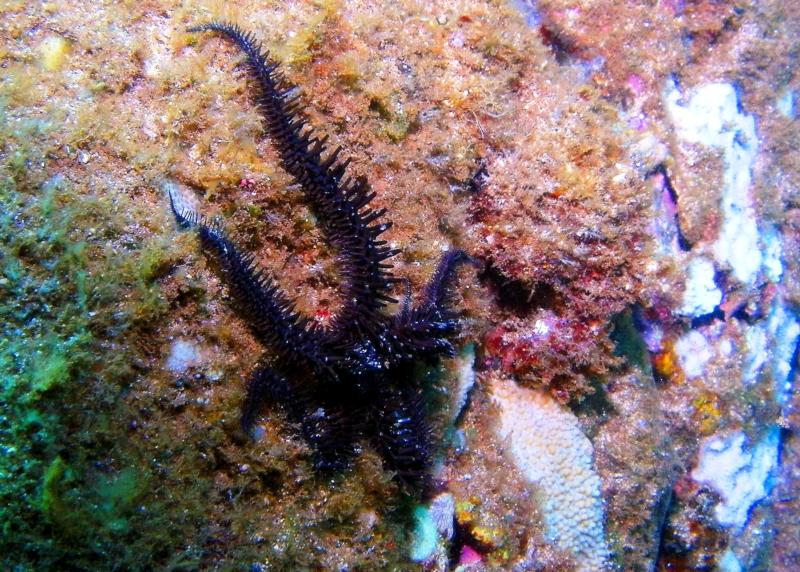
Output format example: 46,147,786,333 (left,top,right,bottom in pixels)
1,1,798,571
